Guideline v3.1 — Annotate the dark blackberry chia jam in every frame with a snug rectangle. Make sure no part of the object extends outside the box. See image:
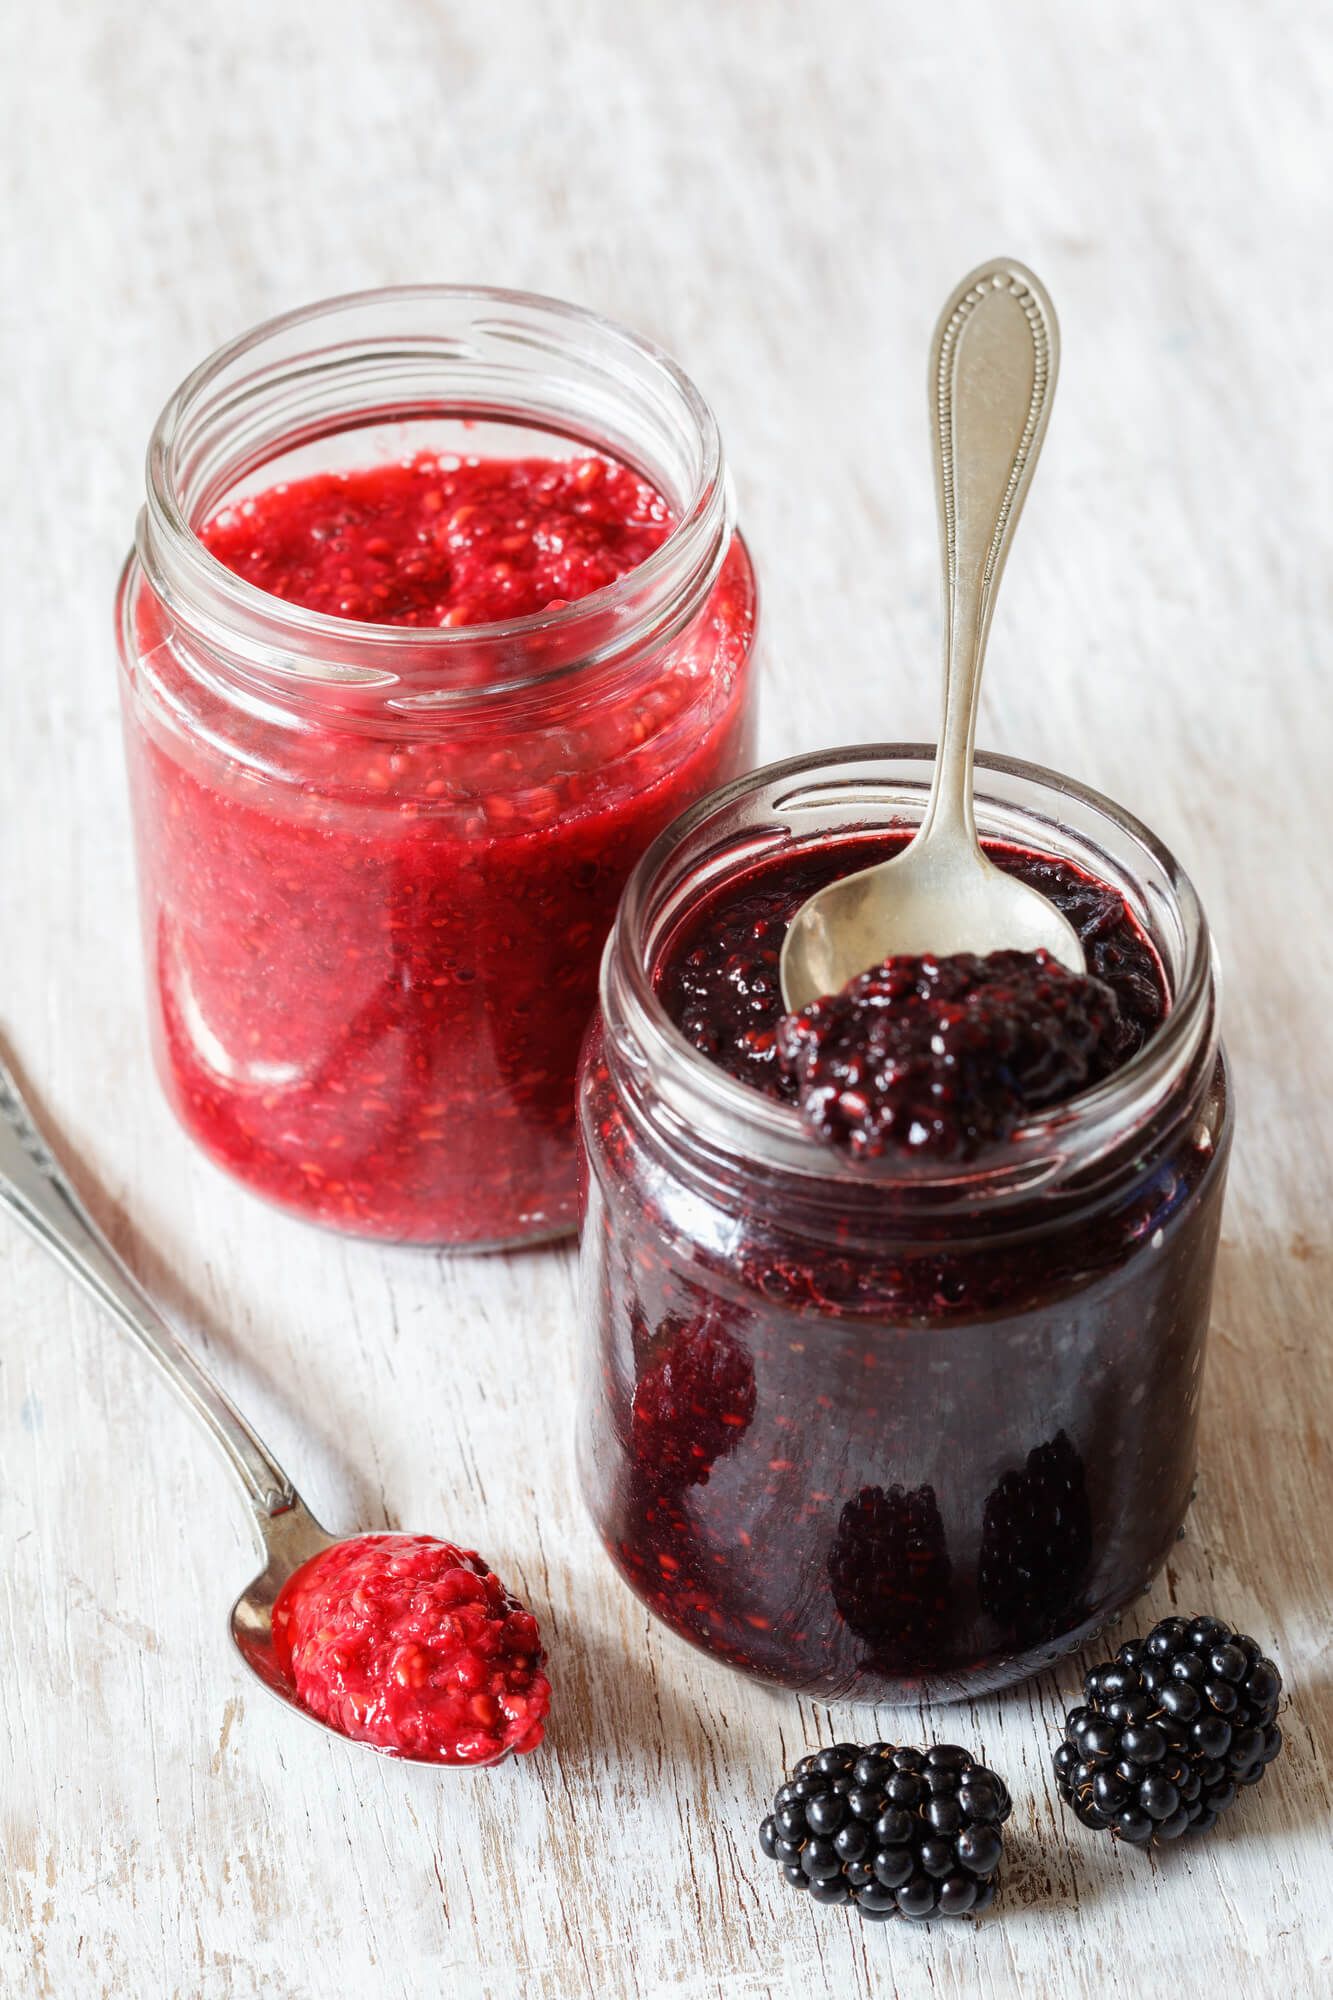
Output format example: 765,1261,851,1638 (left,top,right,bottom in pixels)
576,750,1231,1702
